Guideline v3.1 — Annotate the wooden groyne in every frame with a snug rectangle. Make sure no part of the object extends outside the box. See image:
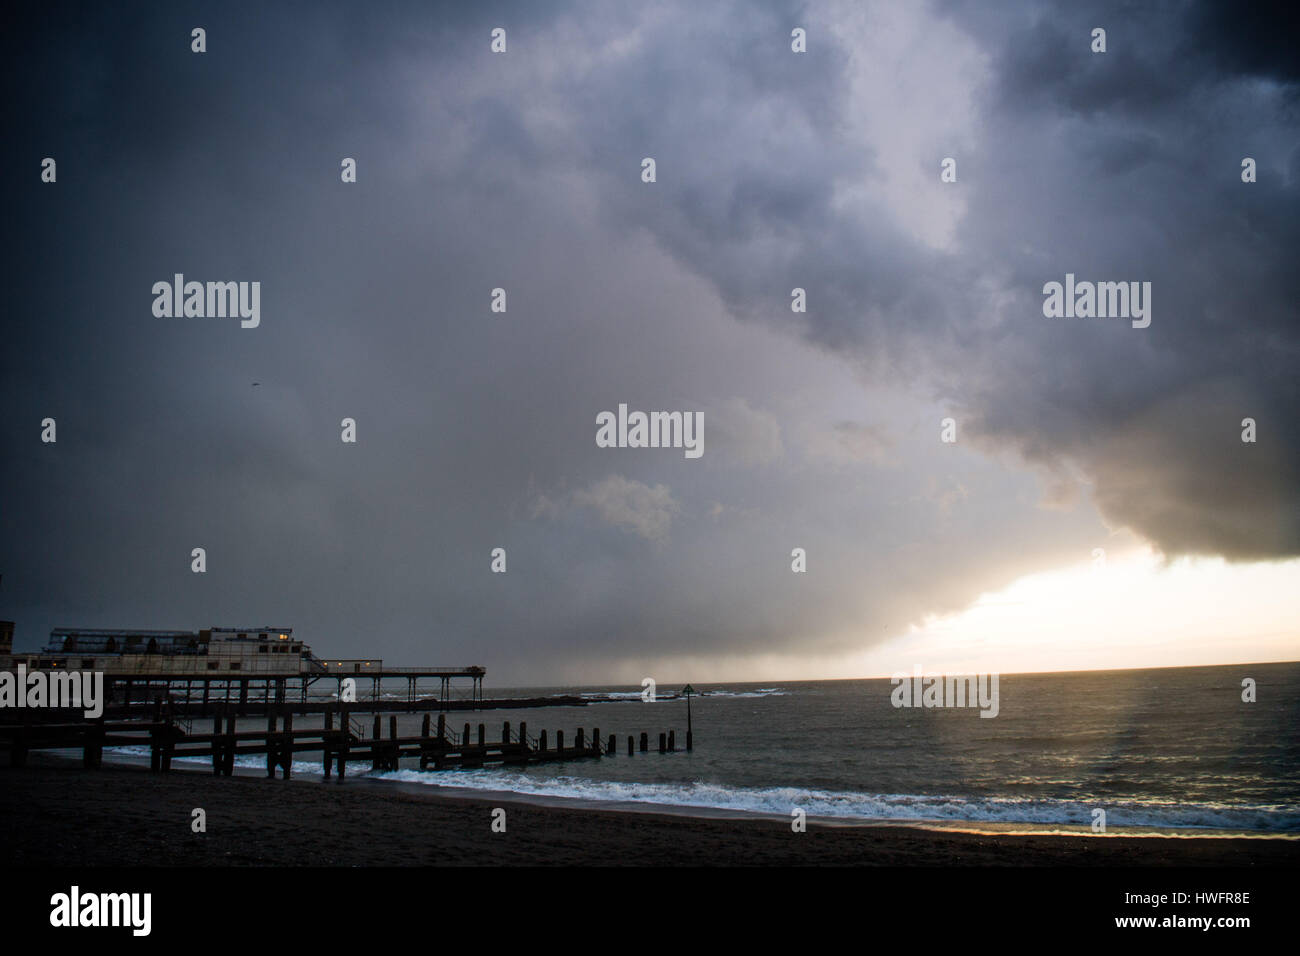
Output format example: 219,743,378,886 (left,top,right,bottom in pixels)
0,702,693,778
